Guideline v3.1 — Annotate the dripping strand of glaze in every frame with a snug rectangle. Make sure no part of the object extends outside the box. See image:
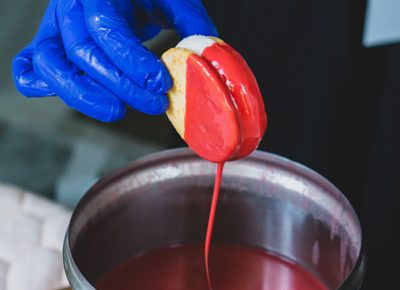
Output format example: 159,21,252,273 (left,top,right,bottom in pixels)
205,162,225,290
